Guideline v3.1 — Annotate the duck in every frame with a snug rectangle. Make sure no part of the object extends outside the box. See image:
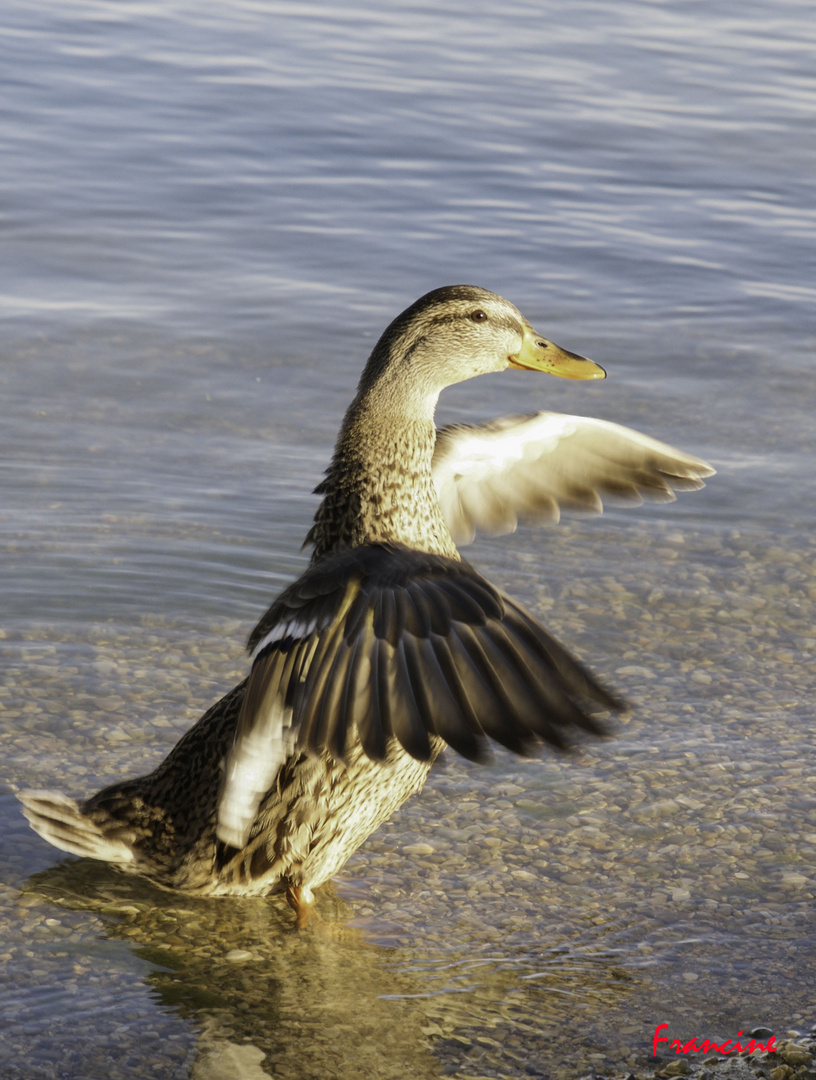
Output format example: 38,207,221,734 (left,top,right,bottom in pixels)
19,285,714,927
